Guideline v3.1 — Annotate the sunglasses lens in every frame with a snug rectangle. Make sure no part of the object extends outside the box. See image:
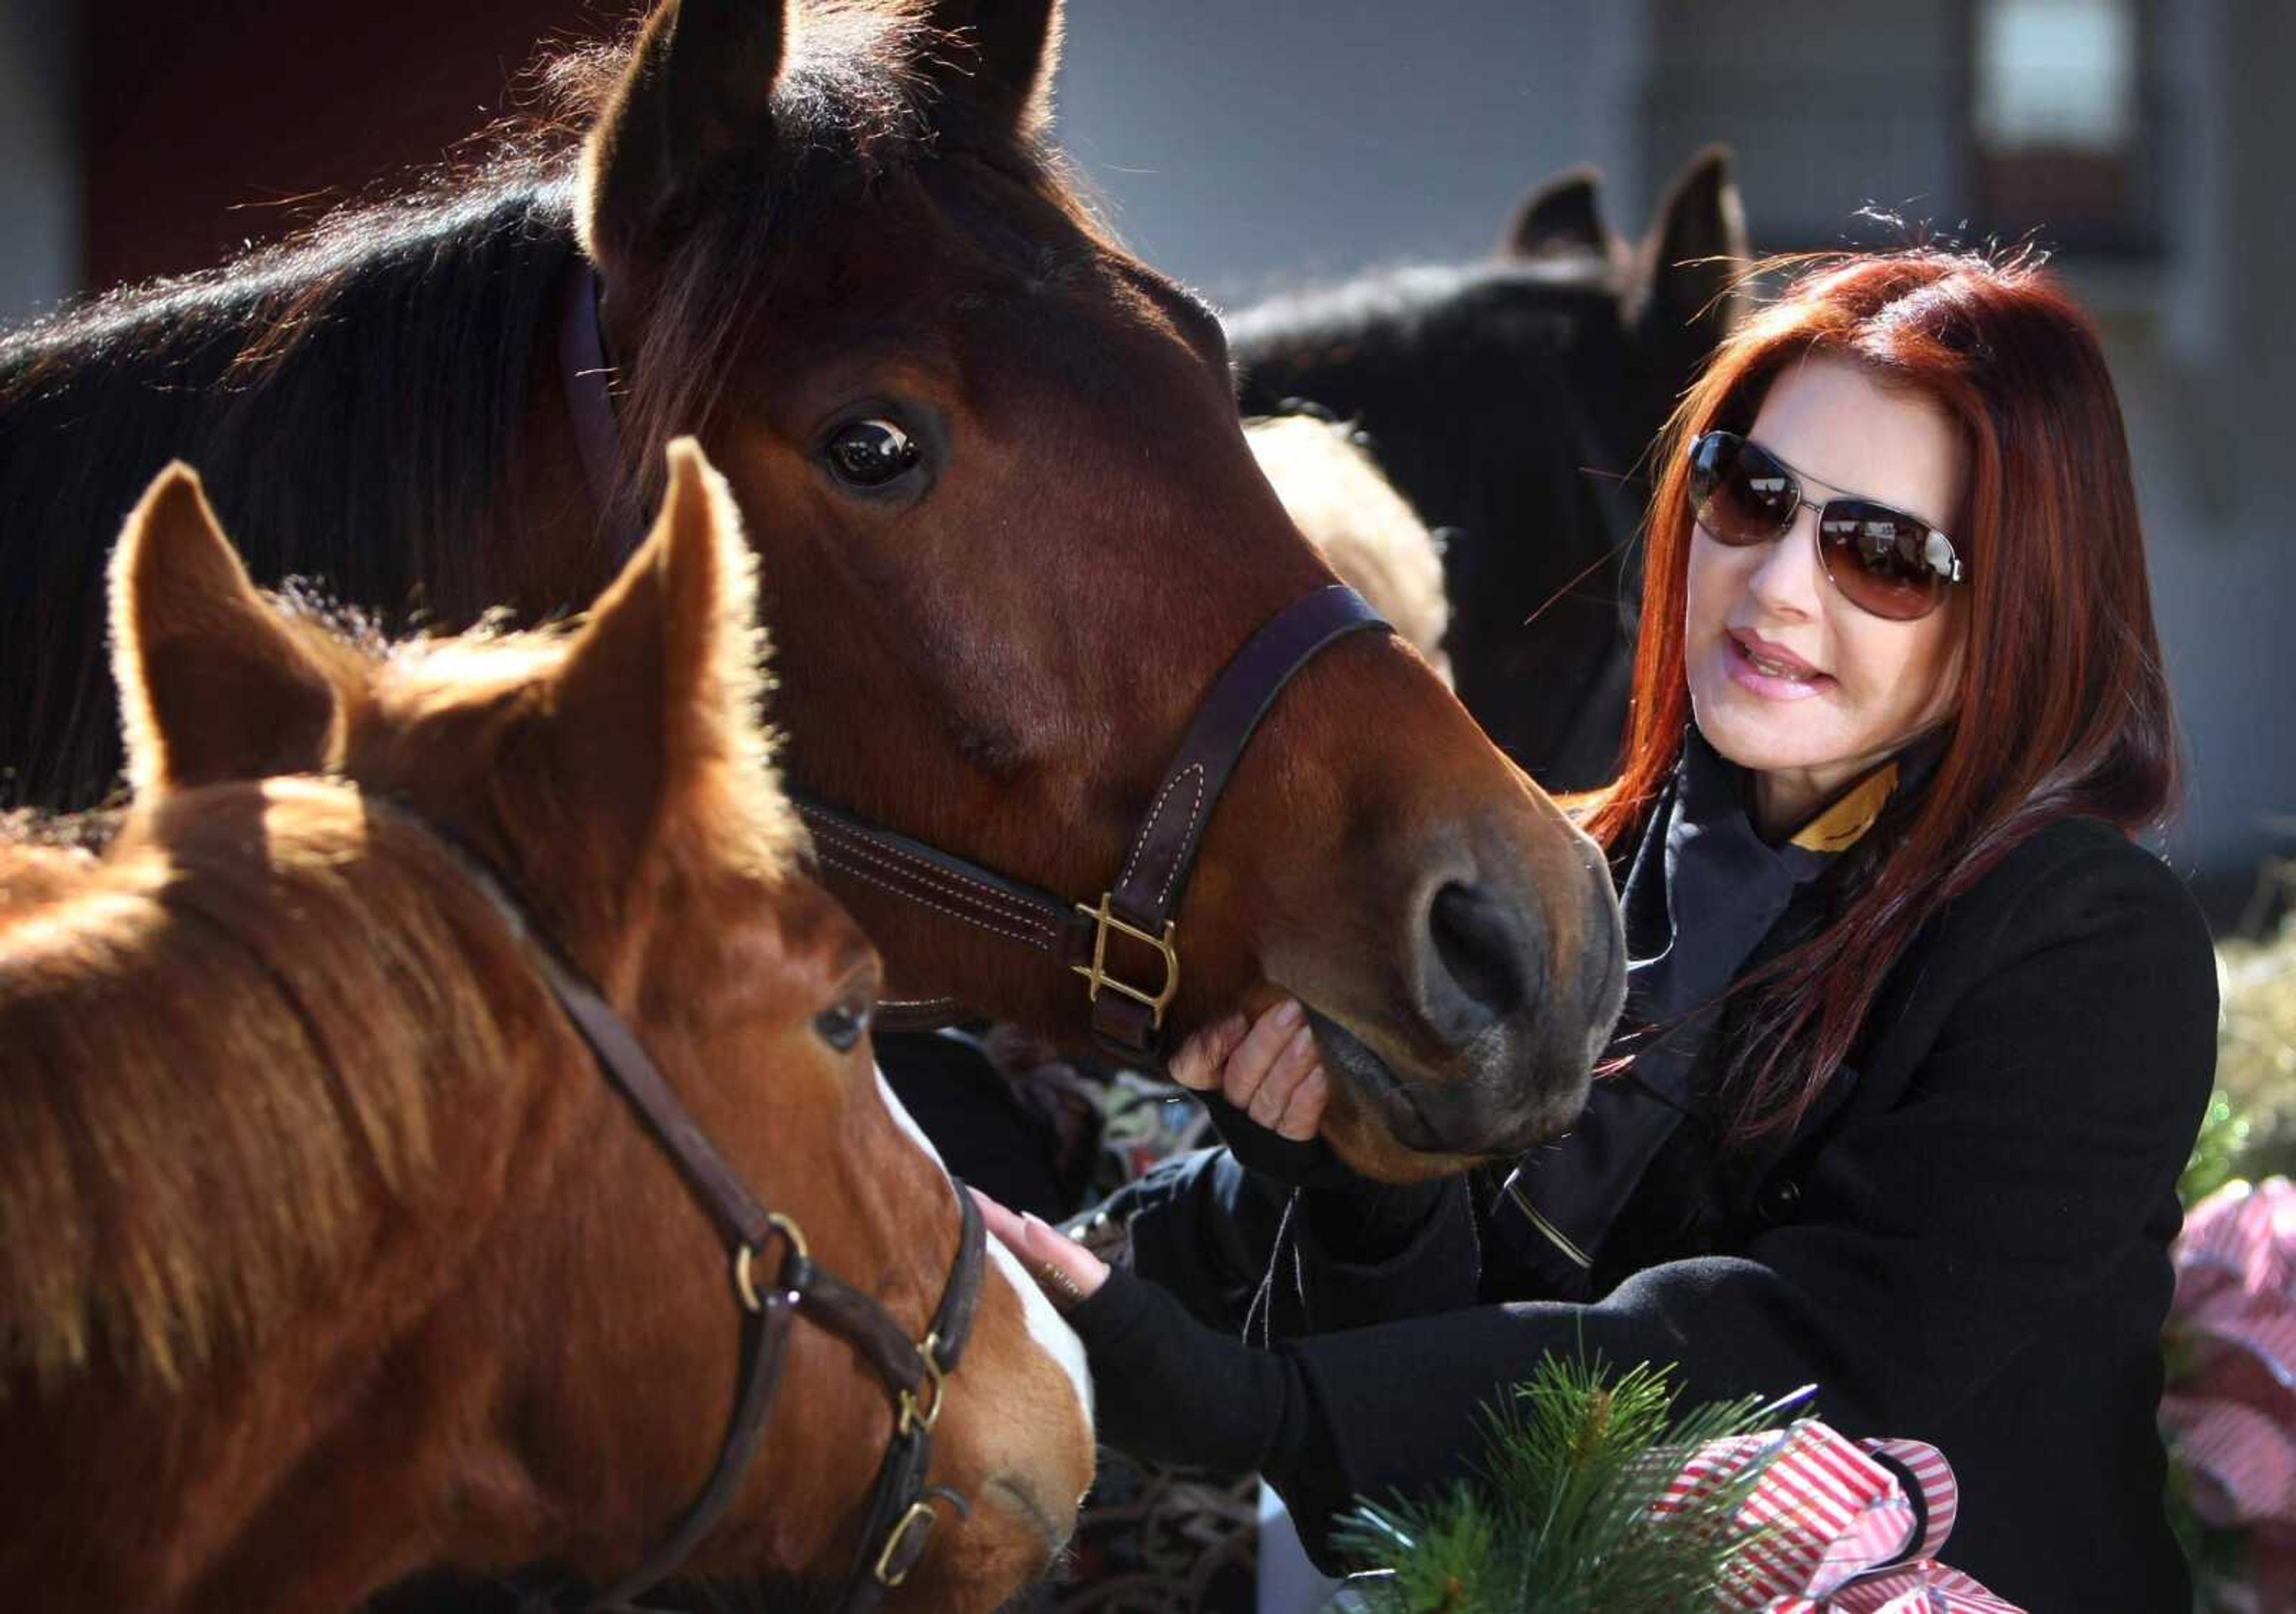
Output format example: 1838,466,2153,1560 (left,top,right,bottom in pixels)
1816,500,1952,621
1689,432,1797,546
